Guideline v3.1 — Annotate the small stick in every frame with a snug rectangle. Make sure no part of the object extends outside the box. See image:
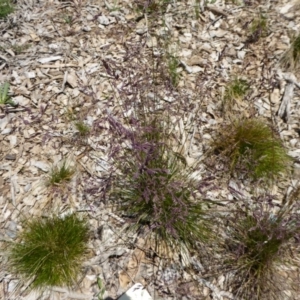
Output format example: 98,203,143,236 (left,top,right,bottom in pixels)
278,82,294,122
